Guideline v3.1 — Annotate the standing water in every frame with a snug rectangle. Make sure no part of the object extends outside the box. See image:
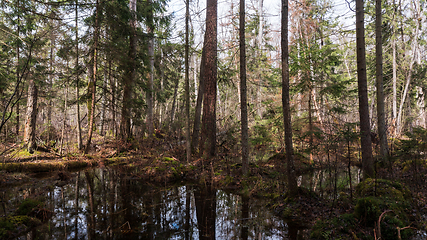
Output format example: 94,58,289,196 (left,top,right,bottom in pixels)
2,168,308,239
